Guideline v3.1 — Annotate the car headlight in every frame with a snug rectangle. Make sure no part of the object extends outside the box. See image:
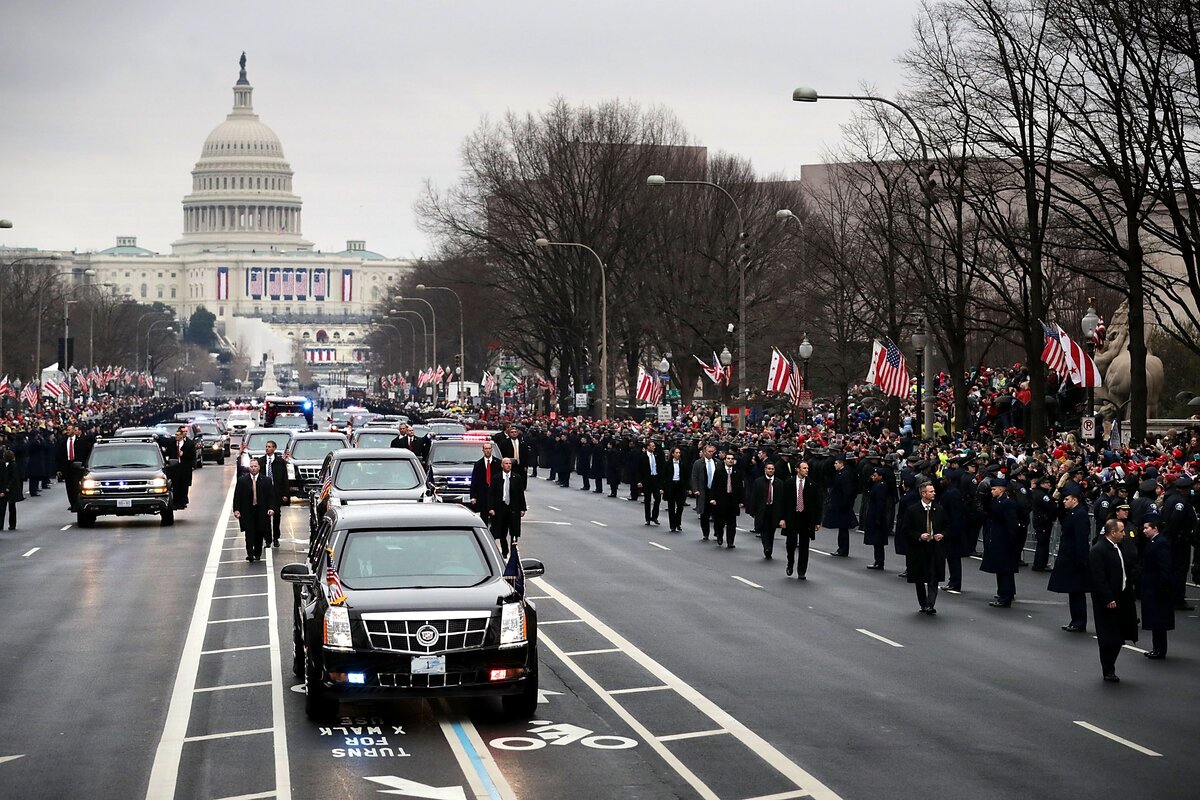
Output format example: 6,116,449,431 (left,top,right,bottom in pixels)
499,603,527,647
150,476,167,488
323,606,353,650
82,478,98,490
